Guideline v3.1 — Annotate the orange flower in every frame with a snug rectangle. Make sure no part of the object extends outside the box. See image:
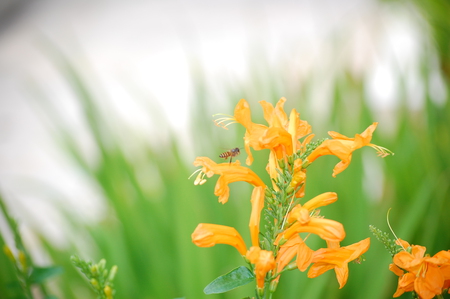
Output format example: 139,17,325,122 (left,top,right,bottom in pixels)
307,123,391,177
230,98,312,165
249,186,265,247
274,234,314,283
435,251,450,292
191,223,247,255
279,218,345,243
275,235,303,276
246,246,276,289
257,98,292,160
390,239,450,299
232,99,270,166
308,238,370,288
192,157,266,204
287,192,338,224
289,158,307,198
276,192,343,243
